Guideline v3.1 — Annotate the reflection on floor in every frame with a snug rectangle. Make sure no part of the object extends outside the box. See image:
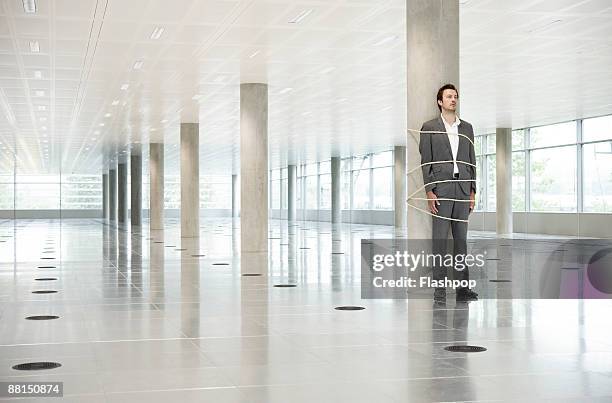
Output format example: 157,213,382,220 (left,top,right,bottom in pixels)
1,218,611,402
